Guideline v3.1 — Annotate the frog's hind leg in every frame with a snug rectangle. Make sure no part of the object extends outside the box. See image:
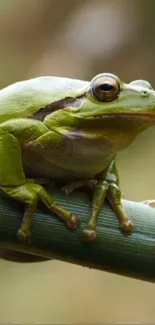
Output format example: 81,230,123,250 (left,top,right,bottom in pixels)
2,183,79,242
0,134,79,242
